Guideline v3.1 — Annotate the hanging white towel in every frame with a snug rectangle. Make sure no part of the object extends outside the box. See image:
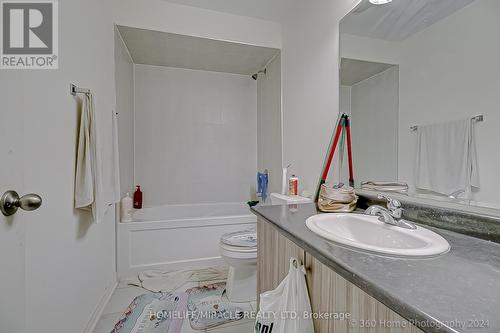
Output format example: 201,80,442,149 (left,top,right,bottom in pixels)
74,96,93,208
415,118,479,198
75,94,106,223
